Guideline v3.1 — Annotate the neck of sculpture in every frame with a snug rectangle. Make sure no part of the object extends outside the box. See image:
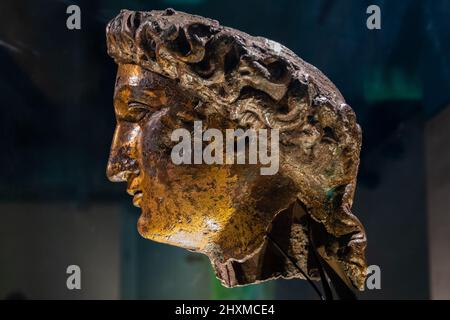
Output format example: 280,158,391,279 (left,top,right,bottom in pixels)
212,200,316,287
